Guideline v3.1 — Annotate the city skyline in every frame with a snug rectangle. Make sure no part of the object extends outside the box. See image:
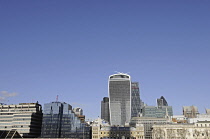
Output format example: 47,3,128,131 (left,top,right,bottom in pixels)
0,0,210,120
